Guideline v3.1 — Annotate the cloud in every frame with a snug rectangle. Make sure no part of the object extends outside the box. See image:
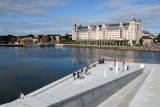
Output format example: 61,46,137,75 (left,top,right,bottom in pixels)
0,0,69,16
0,5,160,36
54,5,160,35
0,20,71,35
95,0,137,8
